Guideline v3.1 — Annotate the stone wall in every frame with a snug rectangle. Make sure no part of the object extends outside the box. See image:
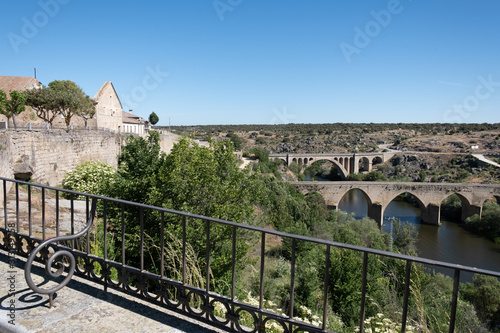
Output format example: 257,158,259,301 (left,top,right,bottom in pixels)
0,129,122,187
0,131,14,204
